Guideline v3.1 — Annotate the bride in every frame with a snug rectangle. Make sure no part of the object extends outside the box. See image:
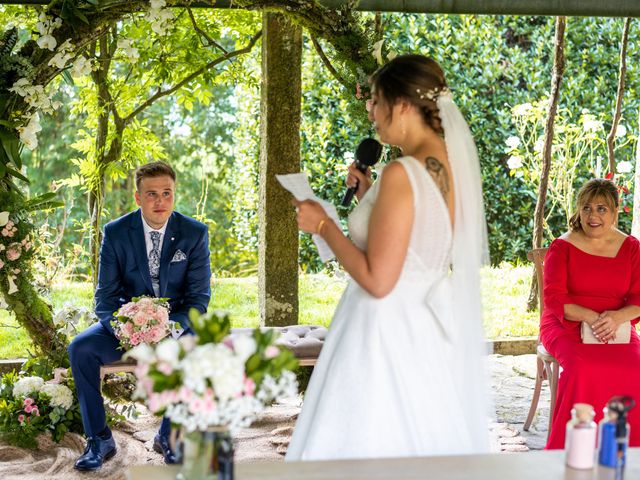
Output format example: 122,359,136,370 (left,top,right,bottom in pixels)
286,54,490,460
